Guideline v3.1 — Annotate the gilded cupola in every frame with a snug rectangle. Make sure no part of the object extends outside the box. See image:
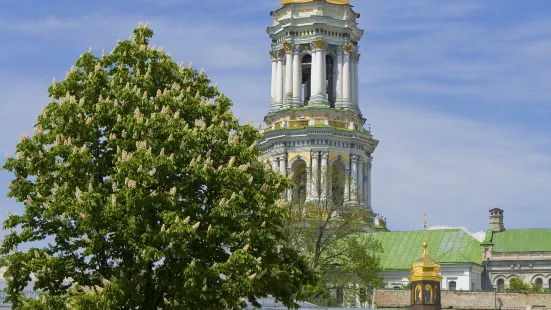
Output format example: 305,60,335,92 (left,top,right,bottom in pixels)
408,216,443,283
